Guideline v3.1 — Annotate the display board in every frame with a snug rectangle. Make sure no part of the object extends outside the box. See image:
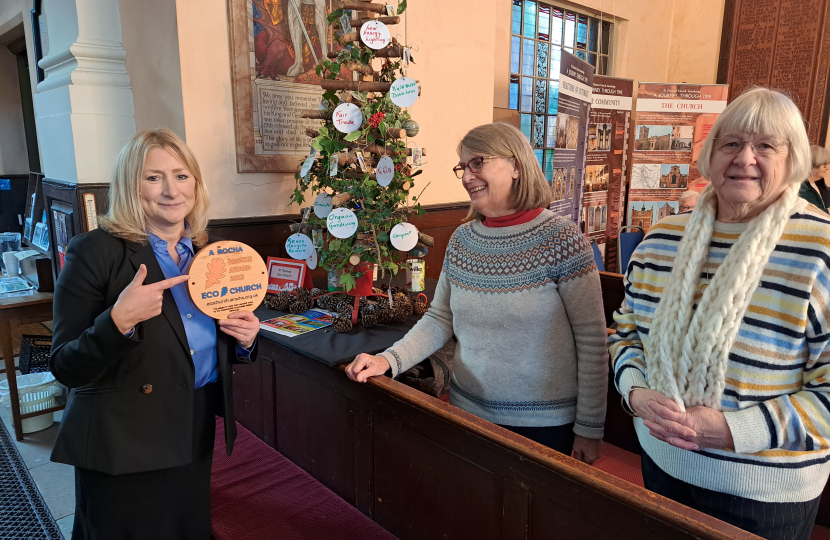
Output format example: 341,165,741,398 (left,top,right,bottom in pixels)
627,83,728,235
583,76,633,270
717,0,830,144
549,51,594,225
